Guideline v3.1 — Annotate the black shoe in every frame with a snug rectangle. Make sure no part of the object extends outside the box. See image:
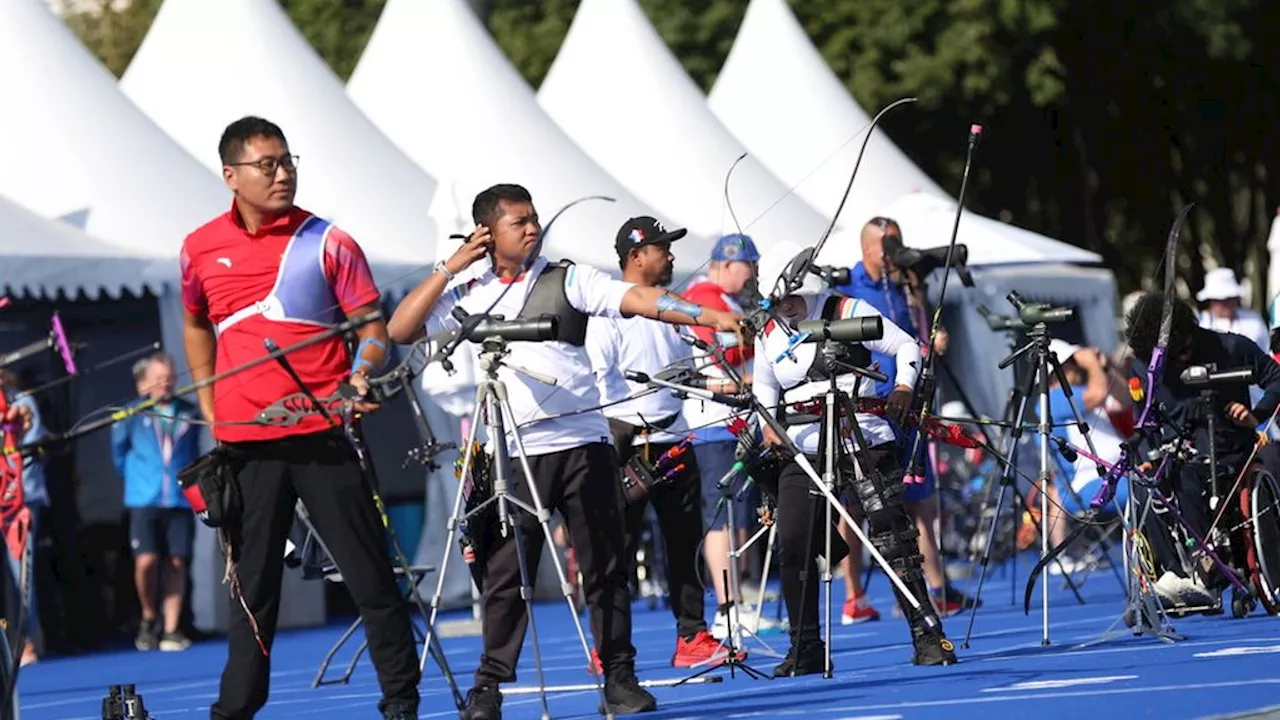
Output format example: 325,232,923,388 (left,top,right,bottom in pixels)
134,618,160,652
382,700,419,720
462,685,502,720
911,627,958,666
602,667,657,715
772,640,828,677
